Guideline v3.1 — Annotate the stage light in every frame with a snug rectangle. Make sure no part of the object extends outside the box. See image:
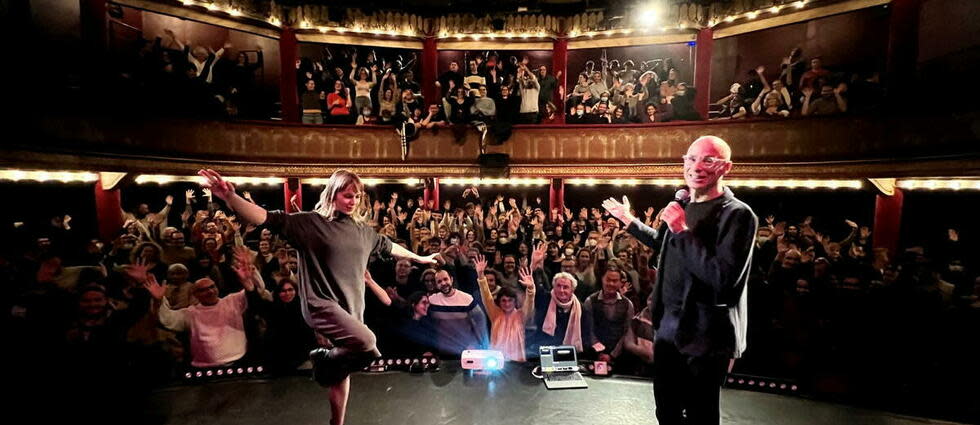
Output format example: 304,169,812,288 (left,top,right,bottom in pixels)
791,385,799,391
770,6,781,14
738,379,745,384
237,368,244,374
206,3,218,11
728,378,735,383
217,369,224,376
227,368,234,375
185,372,193,379
780,384,787,389
196,371,203,377
0,169,99,183
725,16,736,22
748,380,755,385
319,27,327,33
247,367,254,373
396,359,403,365
747,11,759,19
795,1,807,9
256,366,264,372
228,9,242,17
897,179,980,191
638,2,661,26
206,370,213,376
179,0,193,5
